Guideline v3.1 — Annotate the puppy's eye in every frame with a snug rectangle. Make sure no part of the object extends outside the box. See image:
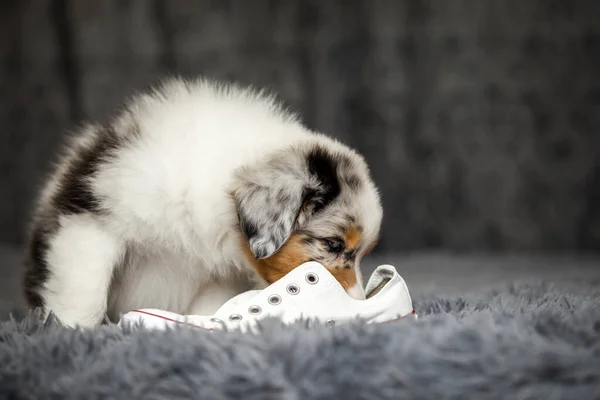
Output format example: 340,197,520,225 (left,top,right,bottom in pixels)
323,239,343,253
